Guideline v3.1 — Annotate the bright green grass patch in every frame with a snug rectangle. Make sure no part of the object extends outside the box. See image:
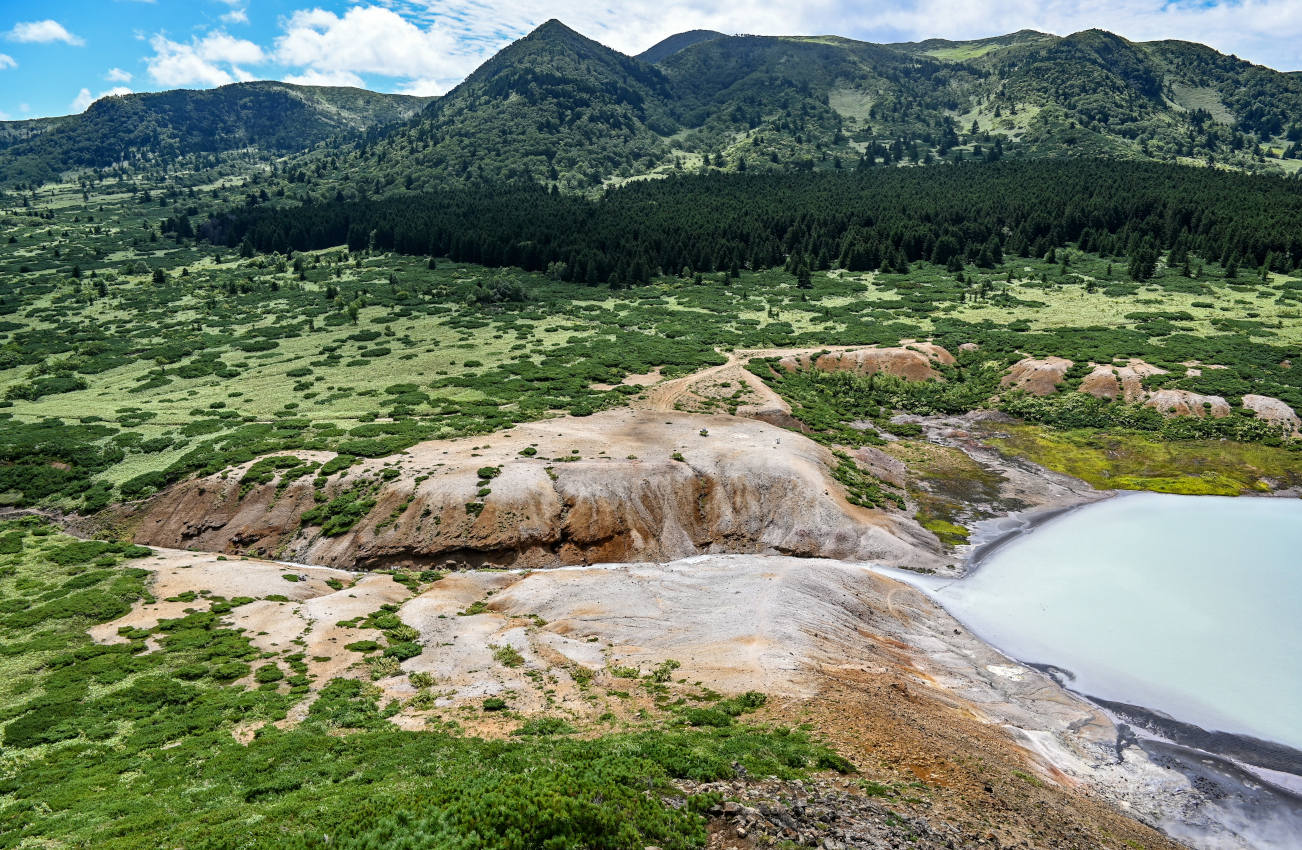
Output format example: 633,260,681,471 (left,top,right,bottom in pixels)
918,517,971,547
985,425,1302,495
